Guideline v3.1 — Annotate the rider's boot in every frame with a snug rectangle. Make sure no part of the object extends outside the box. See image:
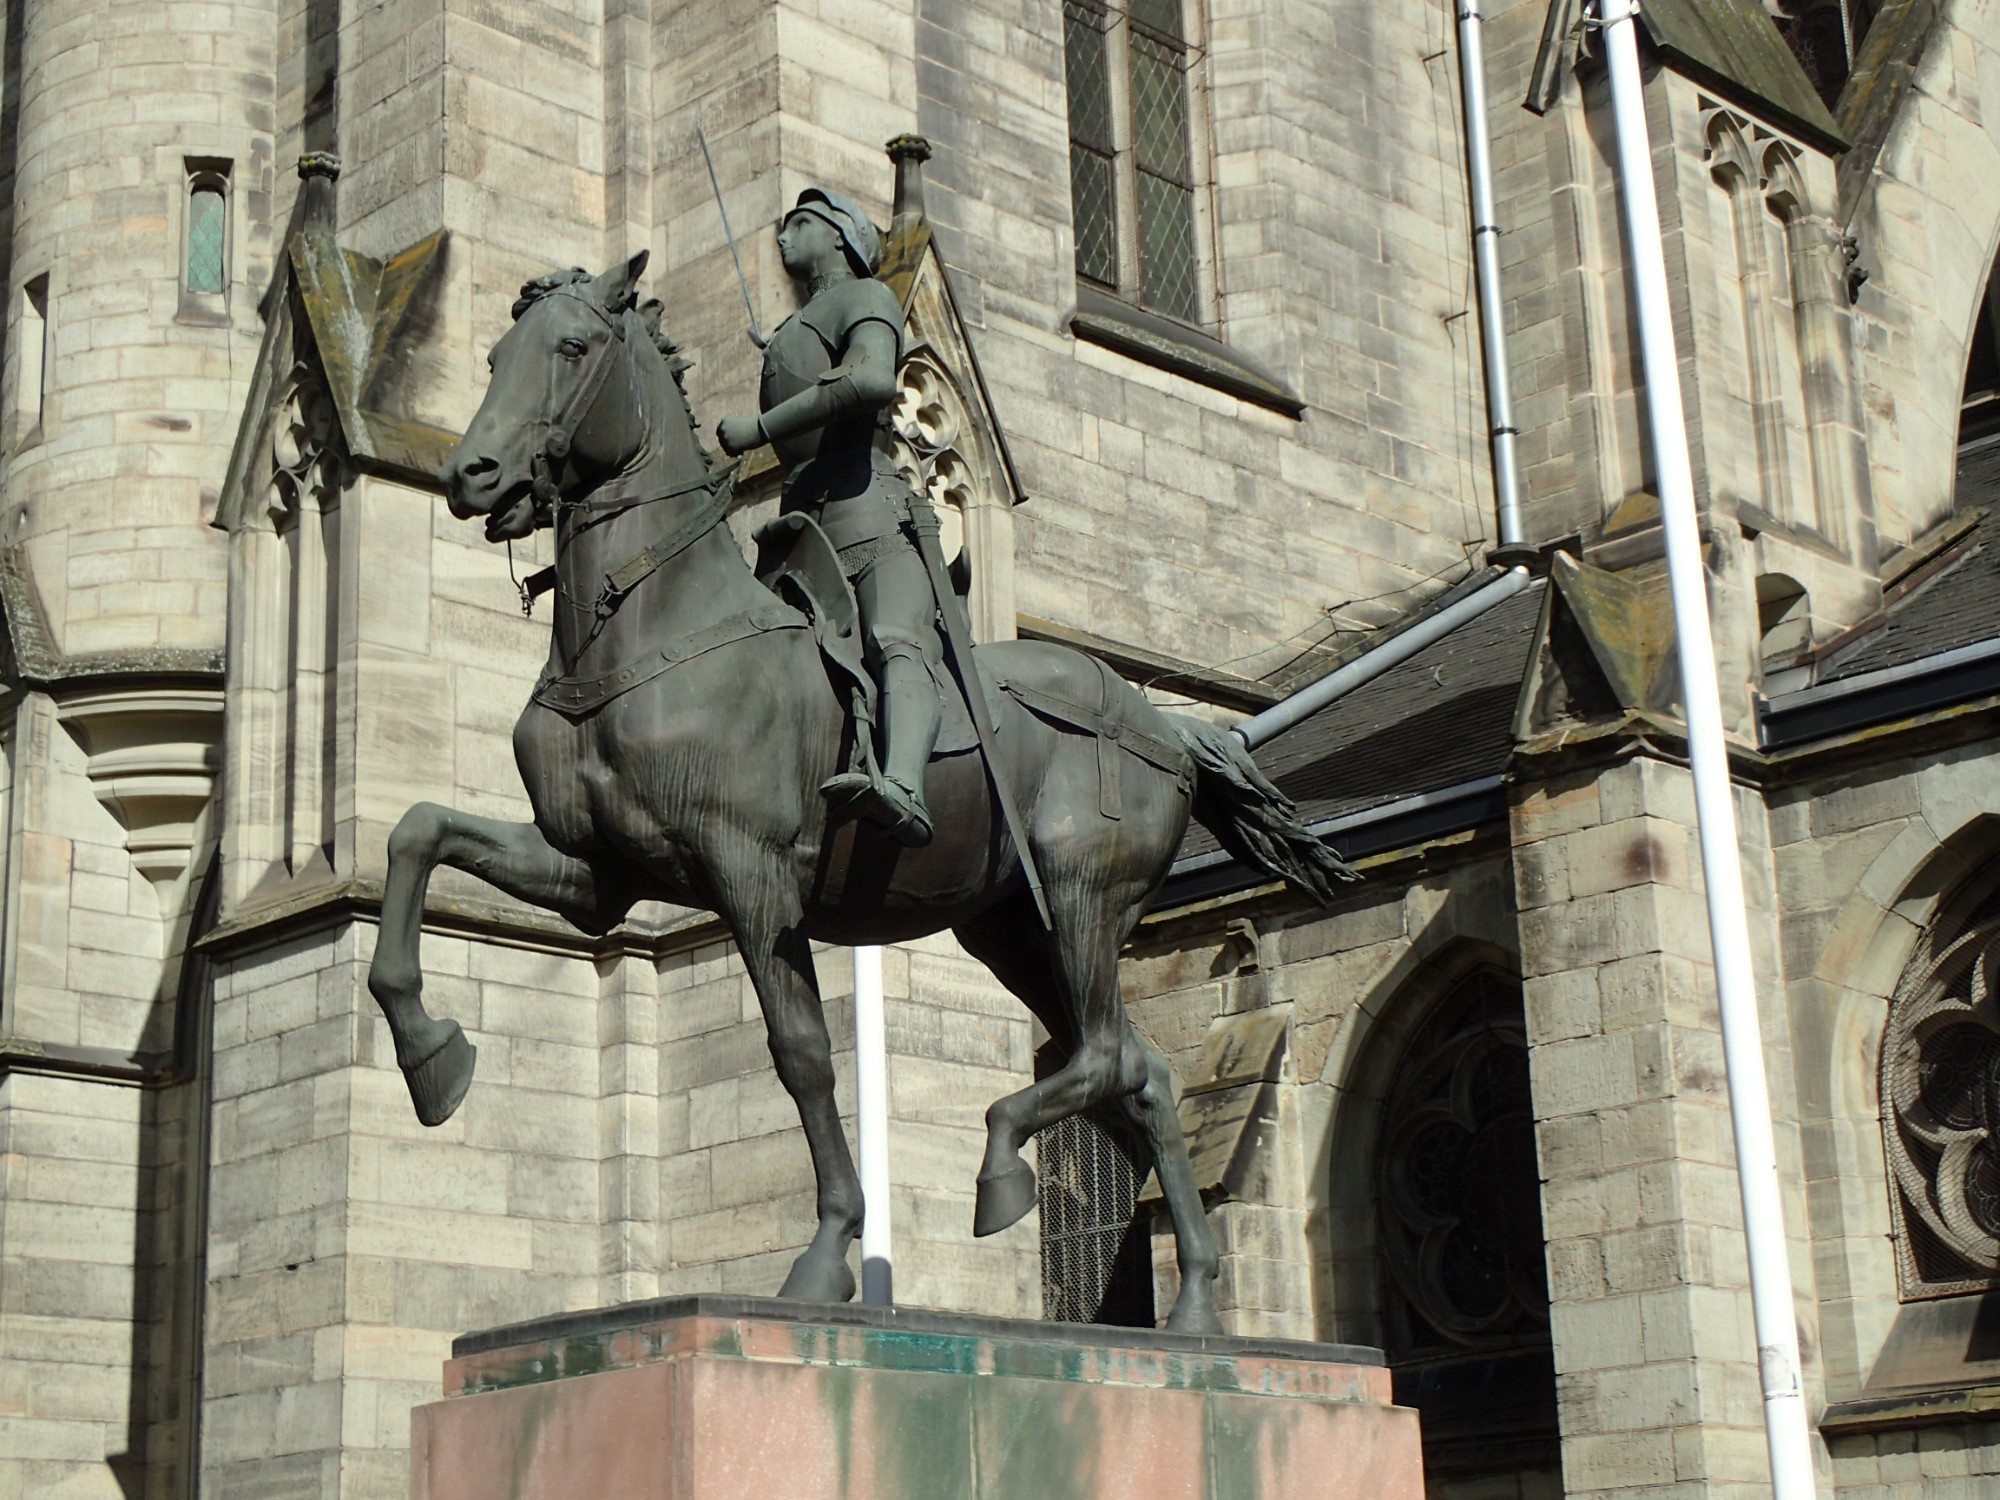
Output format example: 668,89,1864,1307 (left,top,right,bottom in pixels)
824,650,939,847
